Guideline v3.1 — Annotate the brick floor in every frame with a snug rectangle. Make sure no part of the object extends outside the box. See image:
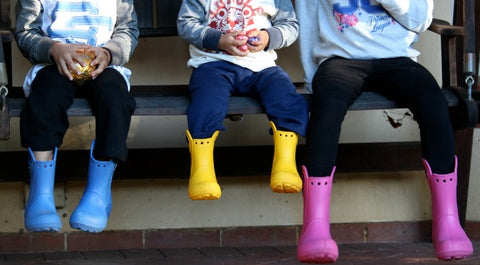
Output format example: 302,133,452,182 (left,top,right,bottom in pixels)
1,241,478,265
